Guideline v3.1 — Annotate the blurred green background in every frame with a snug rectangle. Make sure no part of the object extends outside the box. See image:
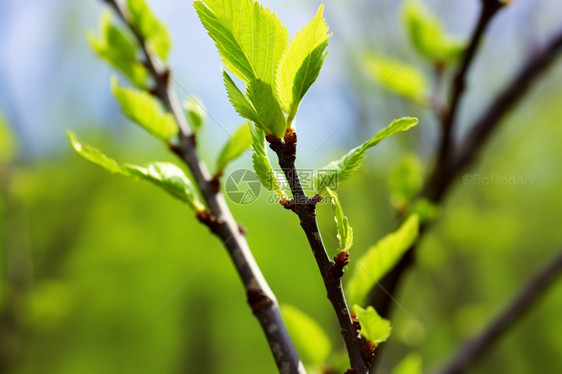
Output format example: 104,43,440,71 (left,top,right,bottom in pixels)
1,0,562,373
